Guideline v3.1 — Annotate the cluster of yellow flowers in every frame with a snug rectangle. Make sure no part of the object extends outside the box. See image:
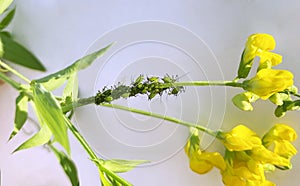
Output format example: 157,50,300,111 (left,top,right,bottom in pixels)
233,33,296,112
184,34,298,186
185,124,297,186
